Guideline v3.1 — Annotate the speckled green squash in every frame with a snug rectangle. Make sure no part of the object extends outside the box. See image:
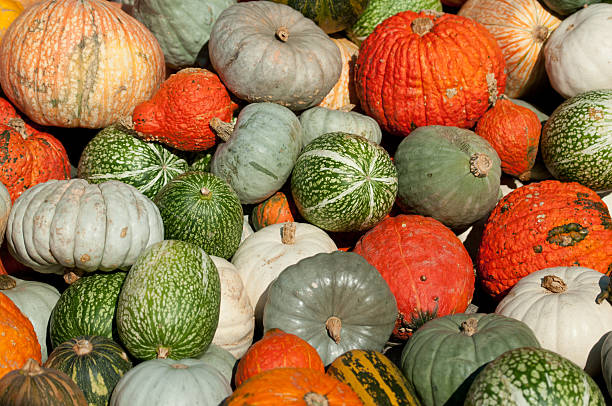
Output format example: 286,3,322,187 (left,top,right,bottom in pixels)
116,240,221,361
45,336,132,406
271,0,369,33
541,89,612,192
153,171,243,259
291,132,397,232
49,271,127,350
77,125,189,199
464,347,605,405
